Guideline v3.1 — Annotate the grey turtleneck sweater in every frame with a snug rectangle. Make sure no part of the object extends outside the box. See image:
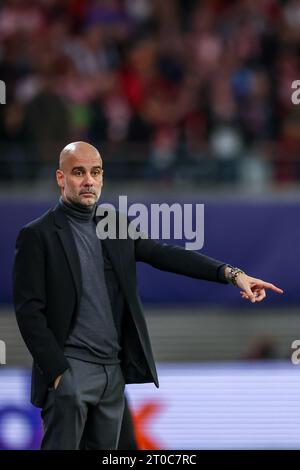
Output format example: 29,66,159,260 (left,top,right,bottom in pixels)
59,197,121,364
